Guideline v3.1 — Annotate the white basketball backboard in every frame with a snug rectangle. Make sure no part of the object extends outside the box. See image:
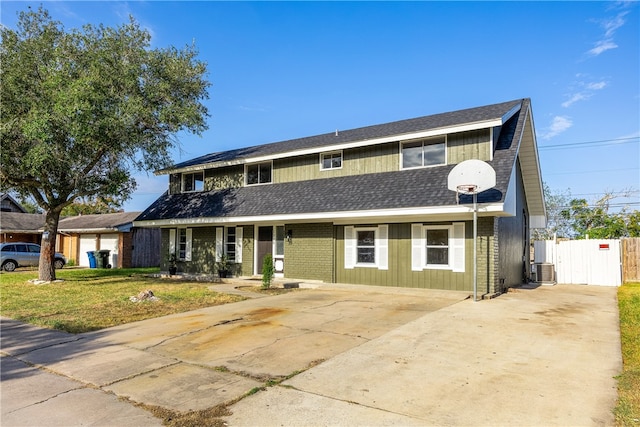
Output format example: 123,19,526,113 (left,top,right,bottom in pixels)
447,159,496,194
